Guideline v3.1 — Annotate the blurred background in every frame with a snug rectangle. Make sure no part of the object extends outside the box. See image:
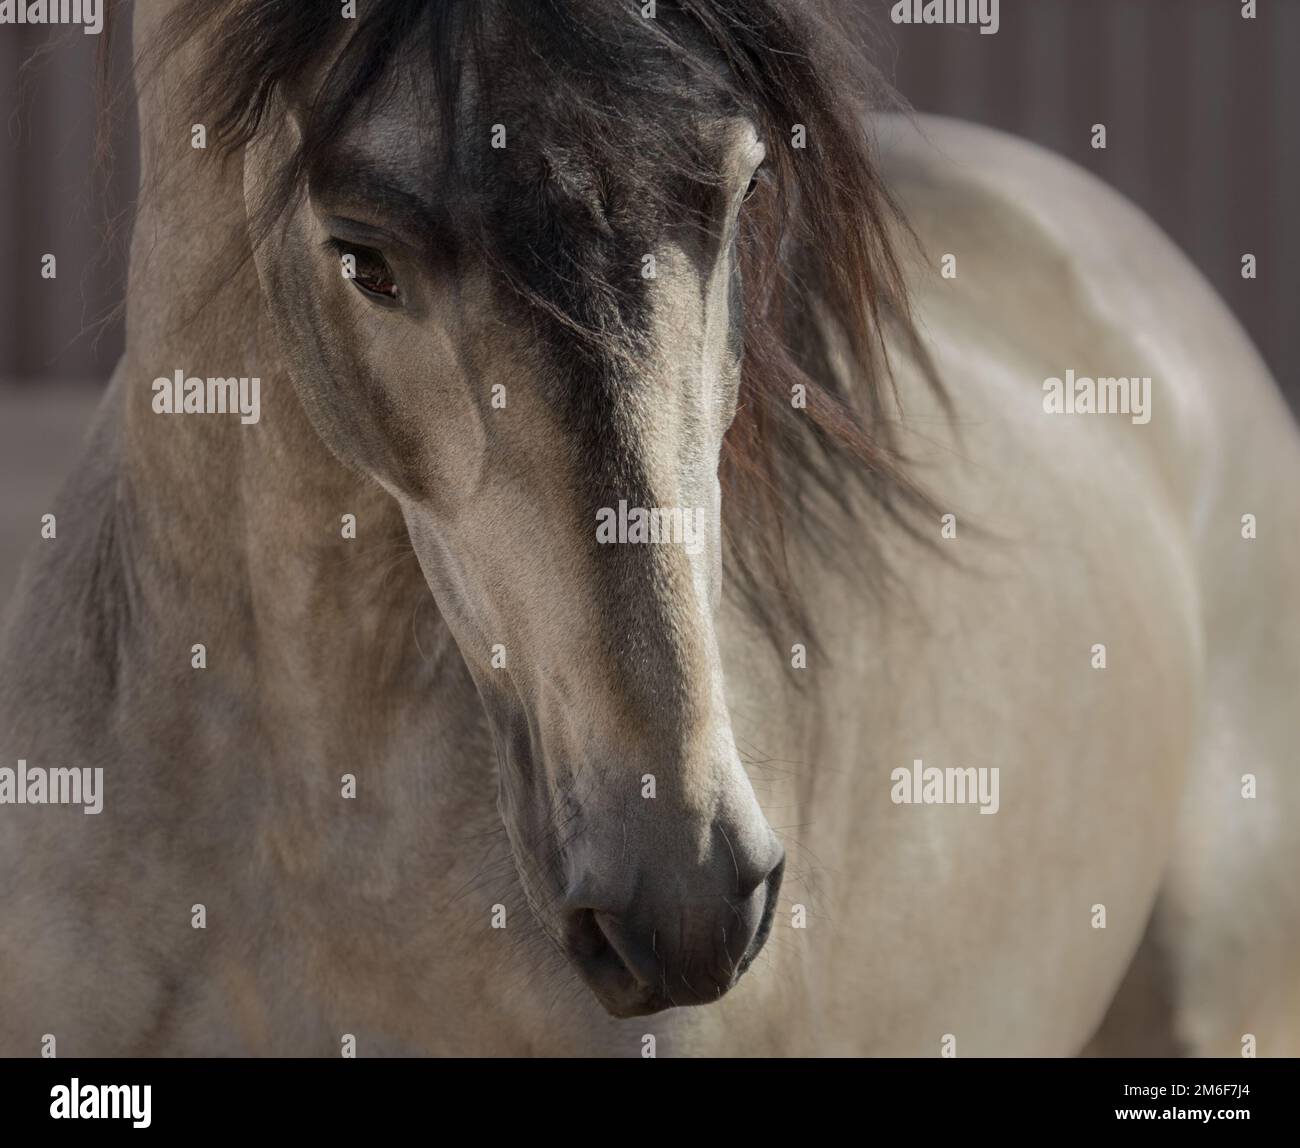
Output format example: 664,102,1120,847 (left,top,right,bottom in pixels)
0,0,1296,604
